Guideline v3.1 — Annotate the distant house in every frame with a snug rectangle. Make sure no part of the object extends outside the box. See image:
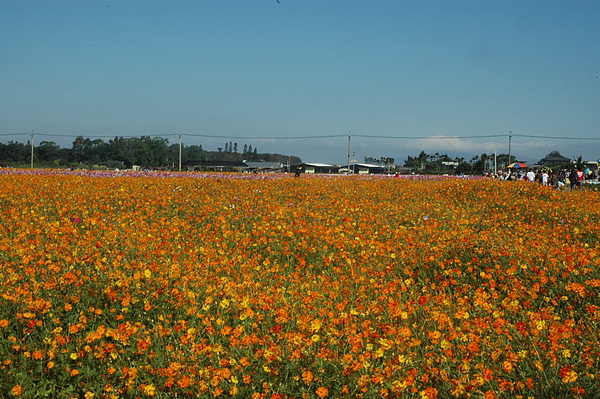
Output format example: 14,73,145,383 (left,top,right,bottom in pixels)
183,160,287,172
183,160,247,172
290,162,339,174
583,160,599,170
244,161,285,173
350,163,385,175
537,151,571,166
